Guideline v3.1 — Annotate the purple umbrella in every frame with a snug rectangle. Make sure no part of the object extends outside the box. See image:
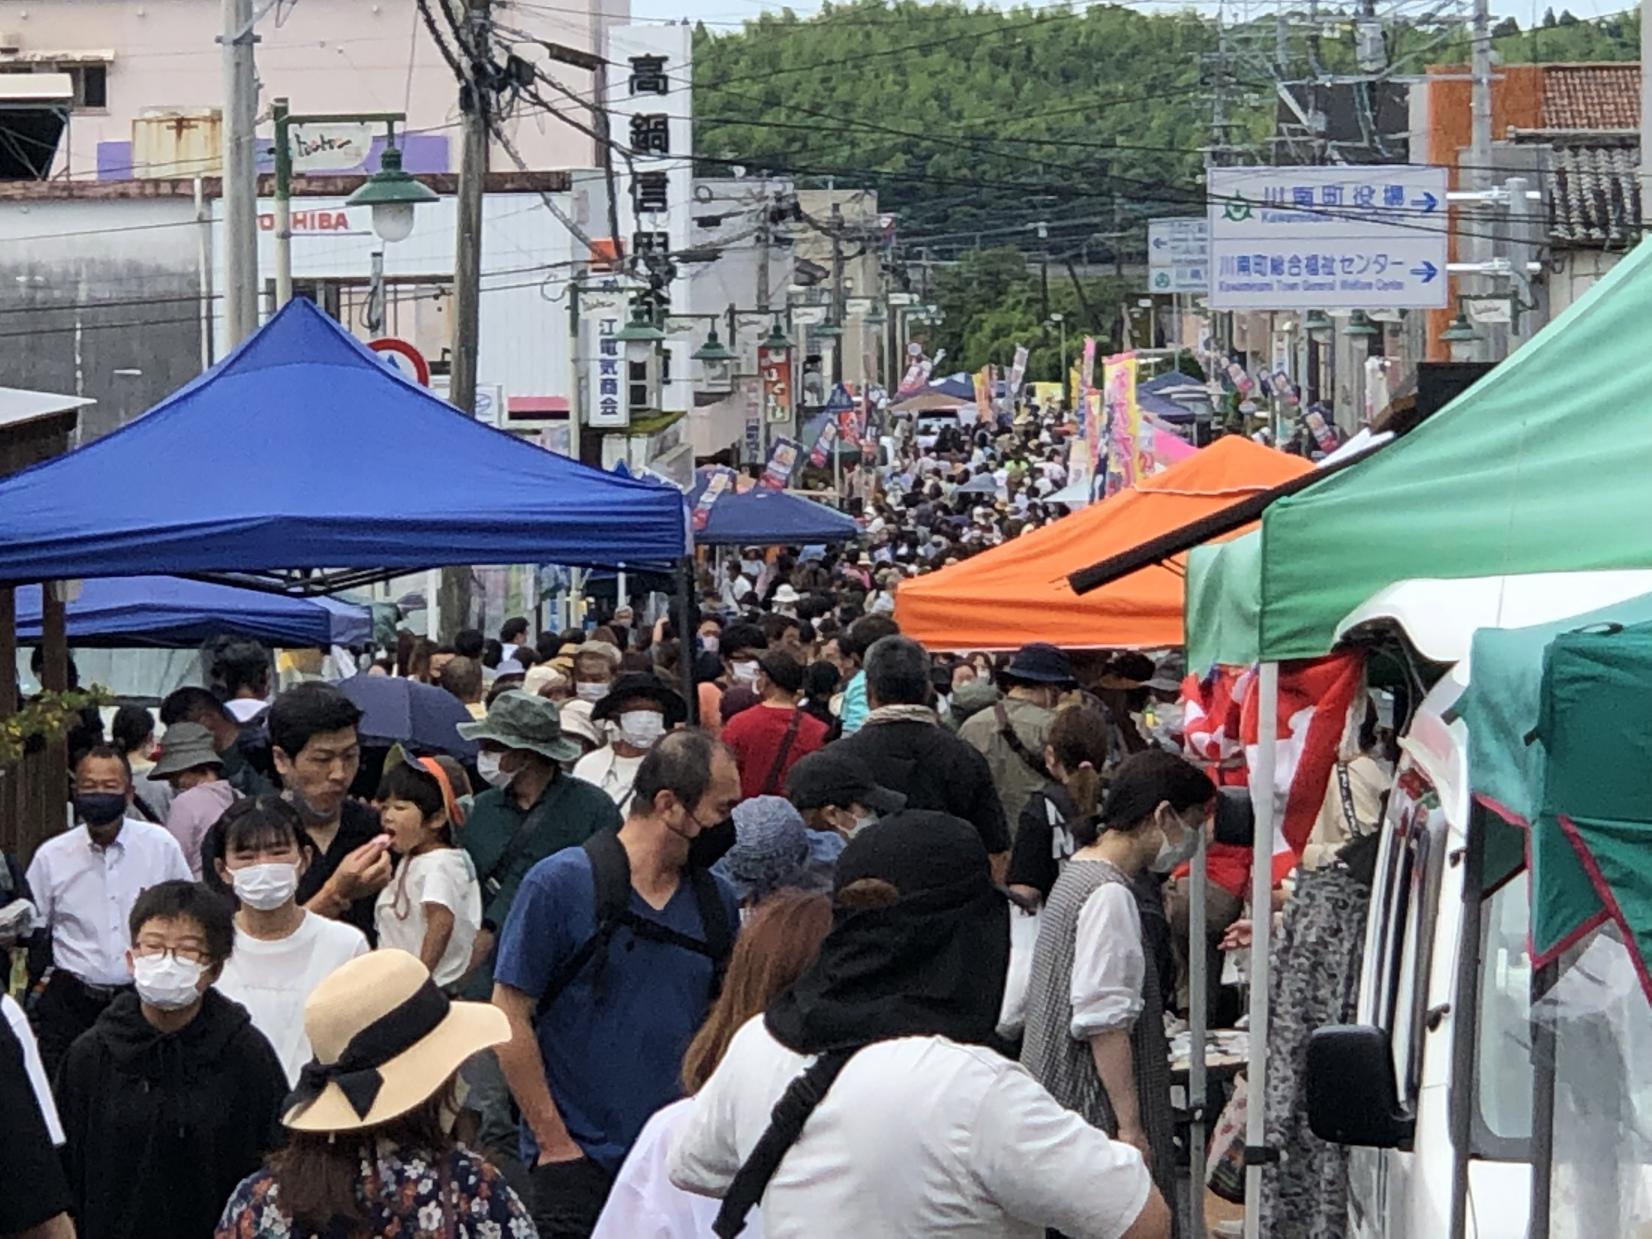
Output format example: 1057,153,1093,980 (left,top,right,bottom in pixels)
338,674,478,759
